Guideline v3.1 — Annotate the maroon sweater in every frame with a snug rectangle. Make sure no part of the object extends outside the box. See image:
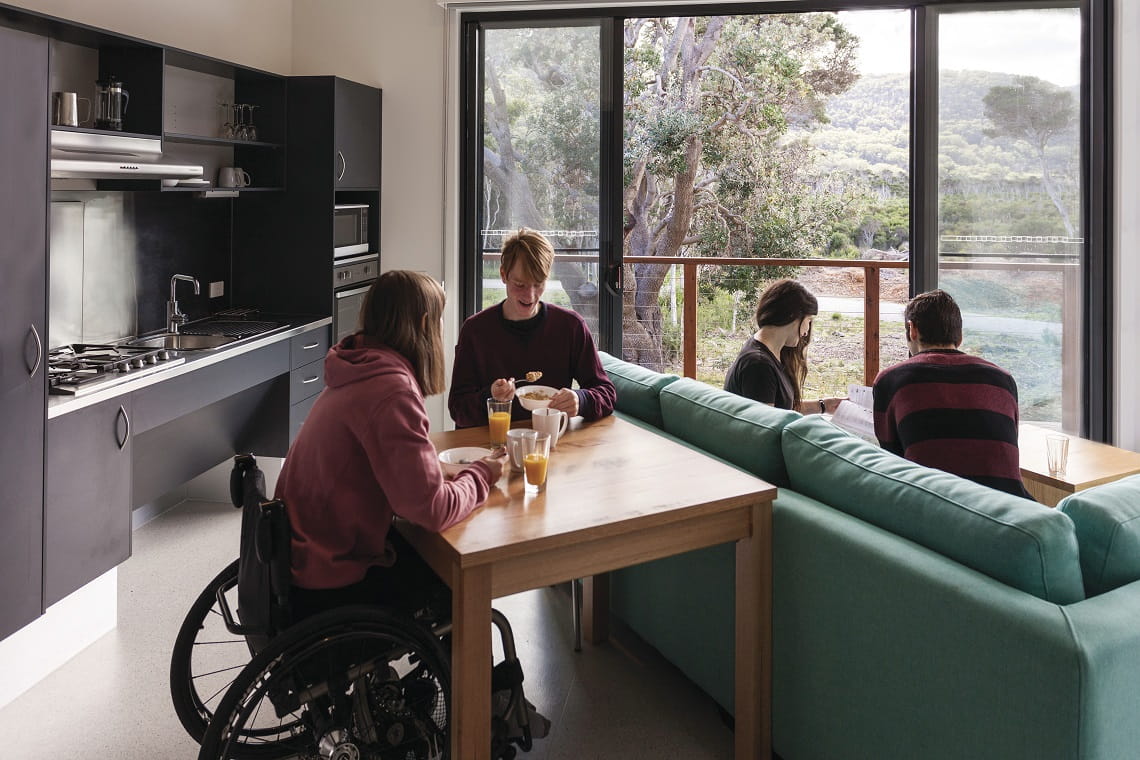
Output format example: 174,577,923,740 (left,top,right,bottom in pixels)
277,336,495,589
448,302,616,427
